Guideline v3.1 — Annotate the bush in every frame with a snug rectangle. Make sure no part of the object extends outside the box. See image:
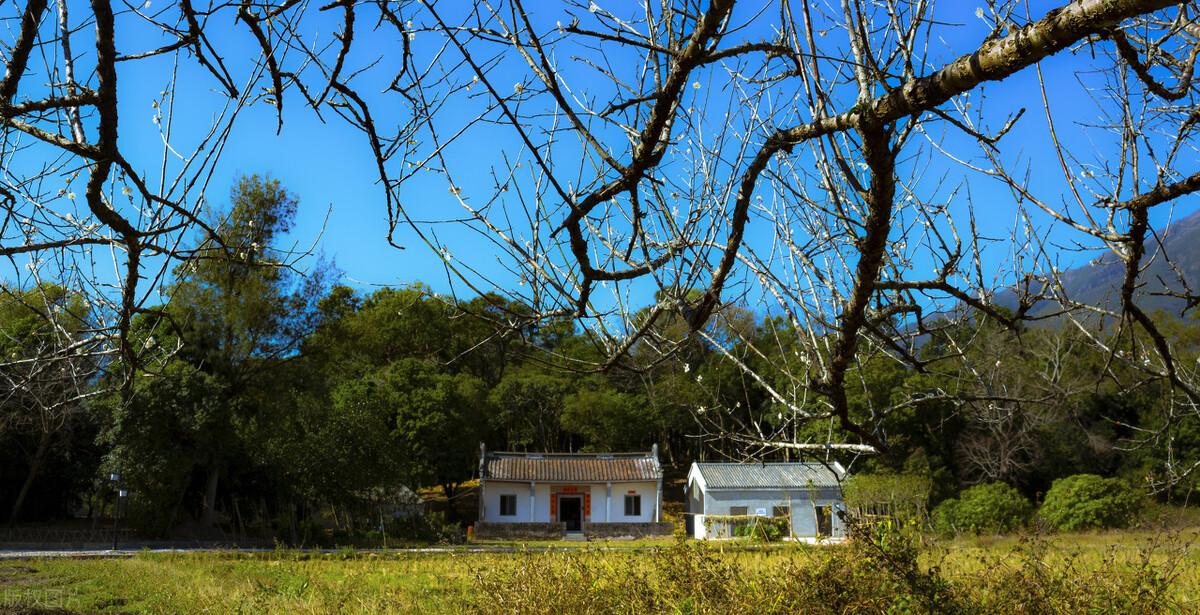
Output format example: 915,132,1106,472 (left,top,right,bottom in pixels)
964,534,1184,613
932,482,1031,535
471,528,1185,614
731,516,788,542
1140,501,1200,530
1038,474,1141,531
385,511,463,543
473,531,967,614
843,472,932,522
